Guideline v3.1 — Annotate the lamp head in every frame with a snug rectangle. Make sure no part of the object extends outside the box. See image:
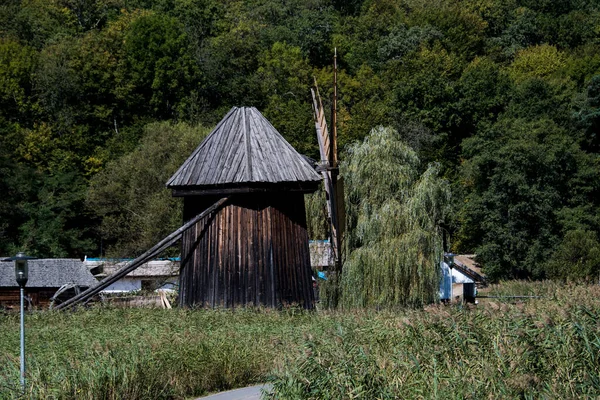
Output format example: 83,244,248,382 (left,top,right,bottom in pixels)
2,252,35,288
